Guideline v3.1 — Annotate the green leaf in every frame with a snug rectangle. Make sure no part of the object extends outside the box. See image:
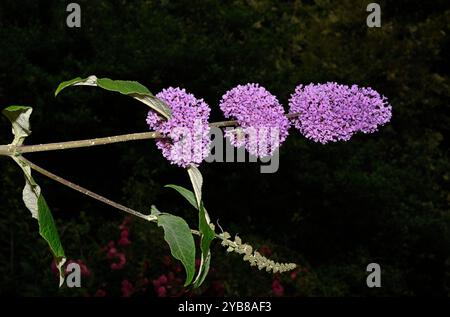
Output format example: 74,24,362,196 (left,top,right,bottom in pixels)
2,106,33,145
168,173,213,287
2,105,31,112
165,185,197,210
193,202,215,288
187,165,203,208
96,78,151,95
13,156,66,286
55,75,171,118
37,195,65,259
157,213,195,286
